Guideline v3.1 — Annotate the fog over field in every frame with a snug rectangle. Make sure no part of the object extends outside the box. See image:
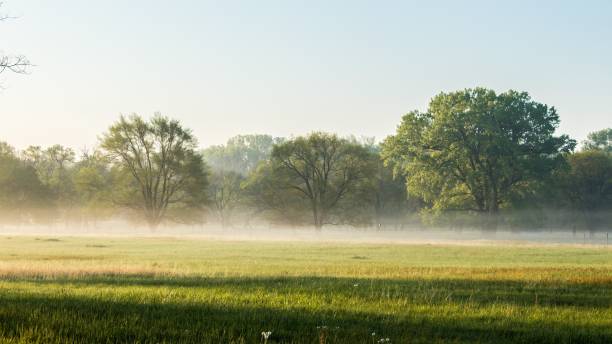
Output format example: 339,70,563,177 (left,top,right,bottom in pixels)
0,222,609,247
2,1,612,342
